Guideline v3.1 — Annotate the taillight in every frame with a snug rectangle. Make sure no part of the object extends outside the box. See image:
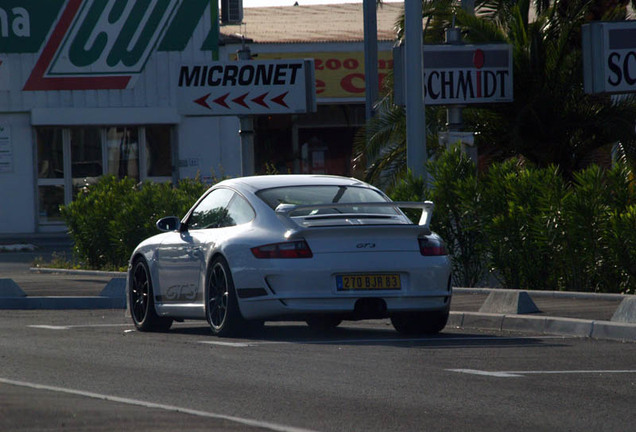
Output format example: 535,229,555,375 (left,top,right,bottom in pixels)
251,240,313,259
419,237,448,256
